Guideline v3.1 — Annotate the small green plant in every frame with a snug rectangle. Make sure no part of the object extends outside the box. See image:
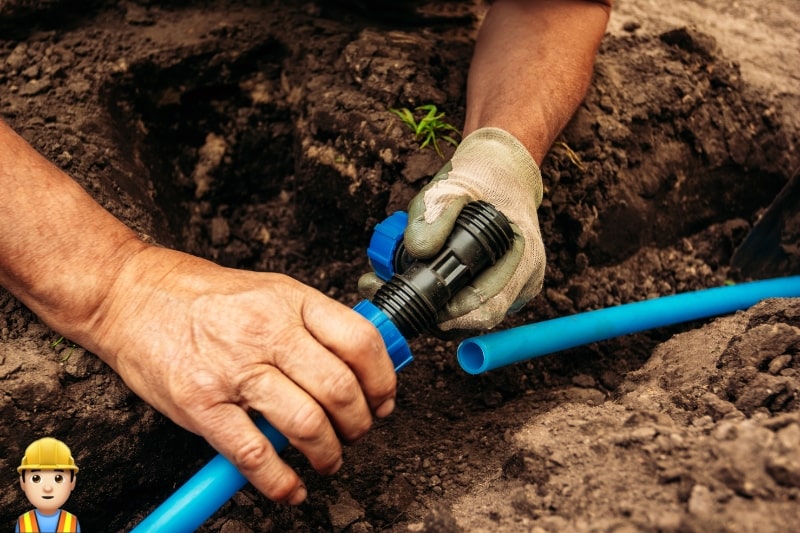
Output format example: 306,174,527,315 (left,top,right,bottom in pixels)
389,104,460,157
51,335,77,362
